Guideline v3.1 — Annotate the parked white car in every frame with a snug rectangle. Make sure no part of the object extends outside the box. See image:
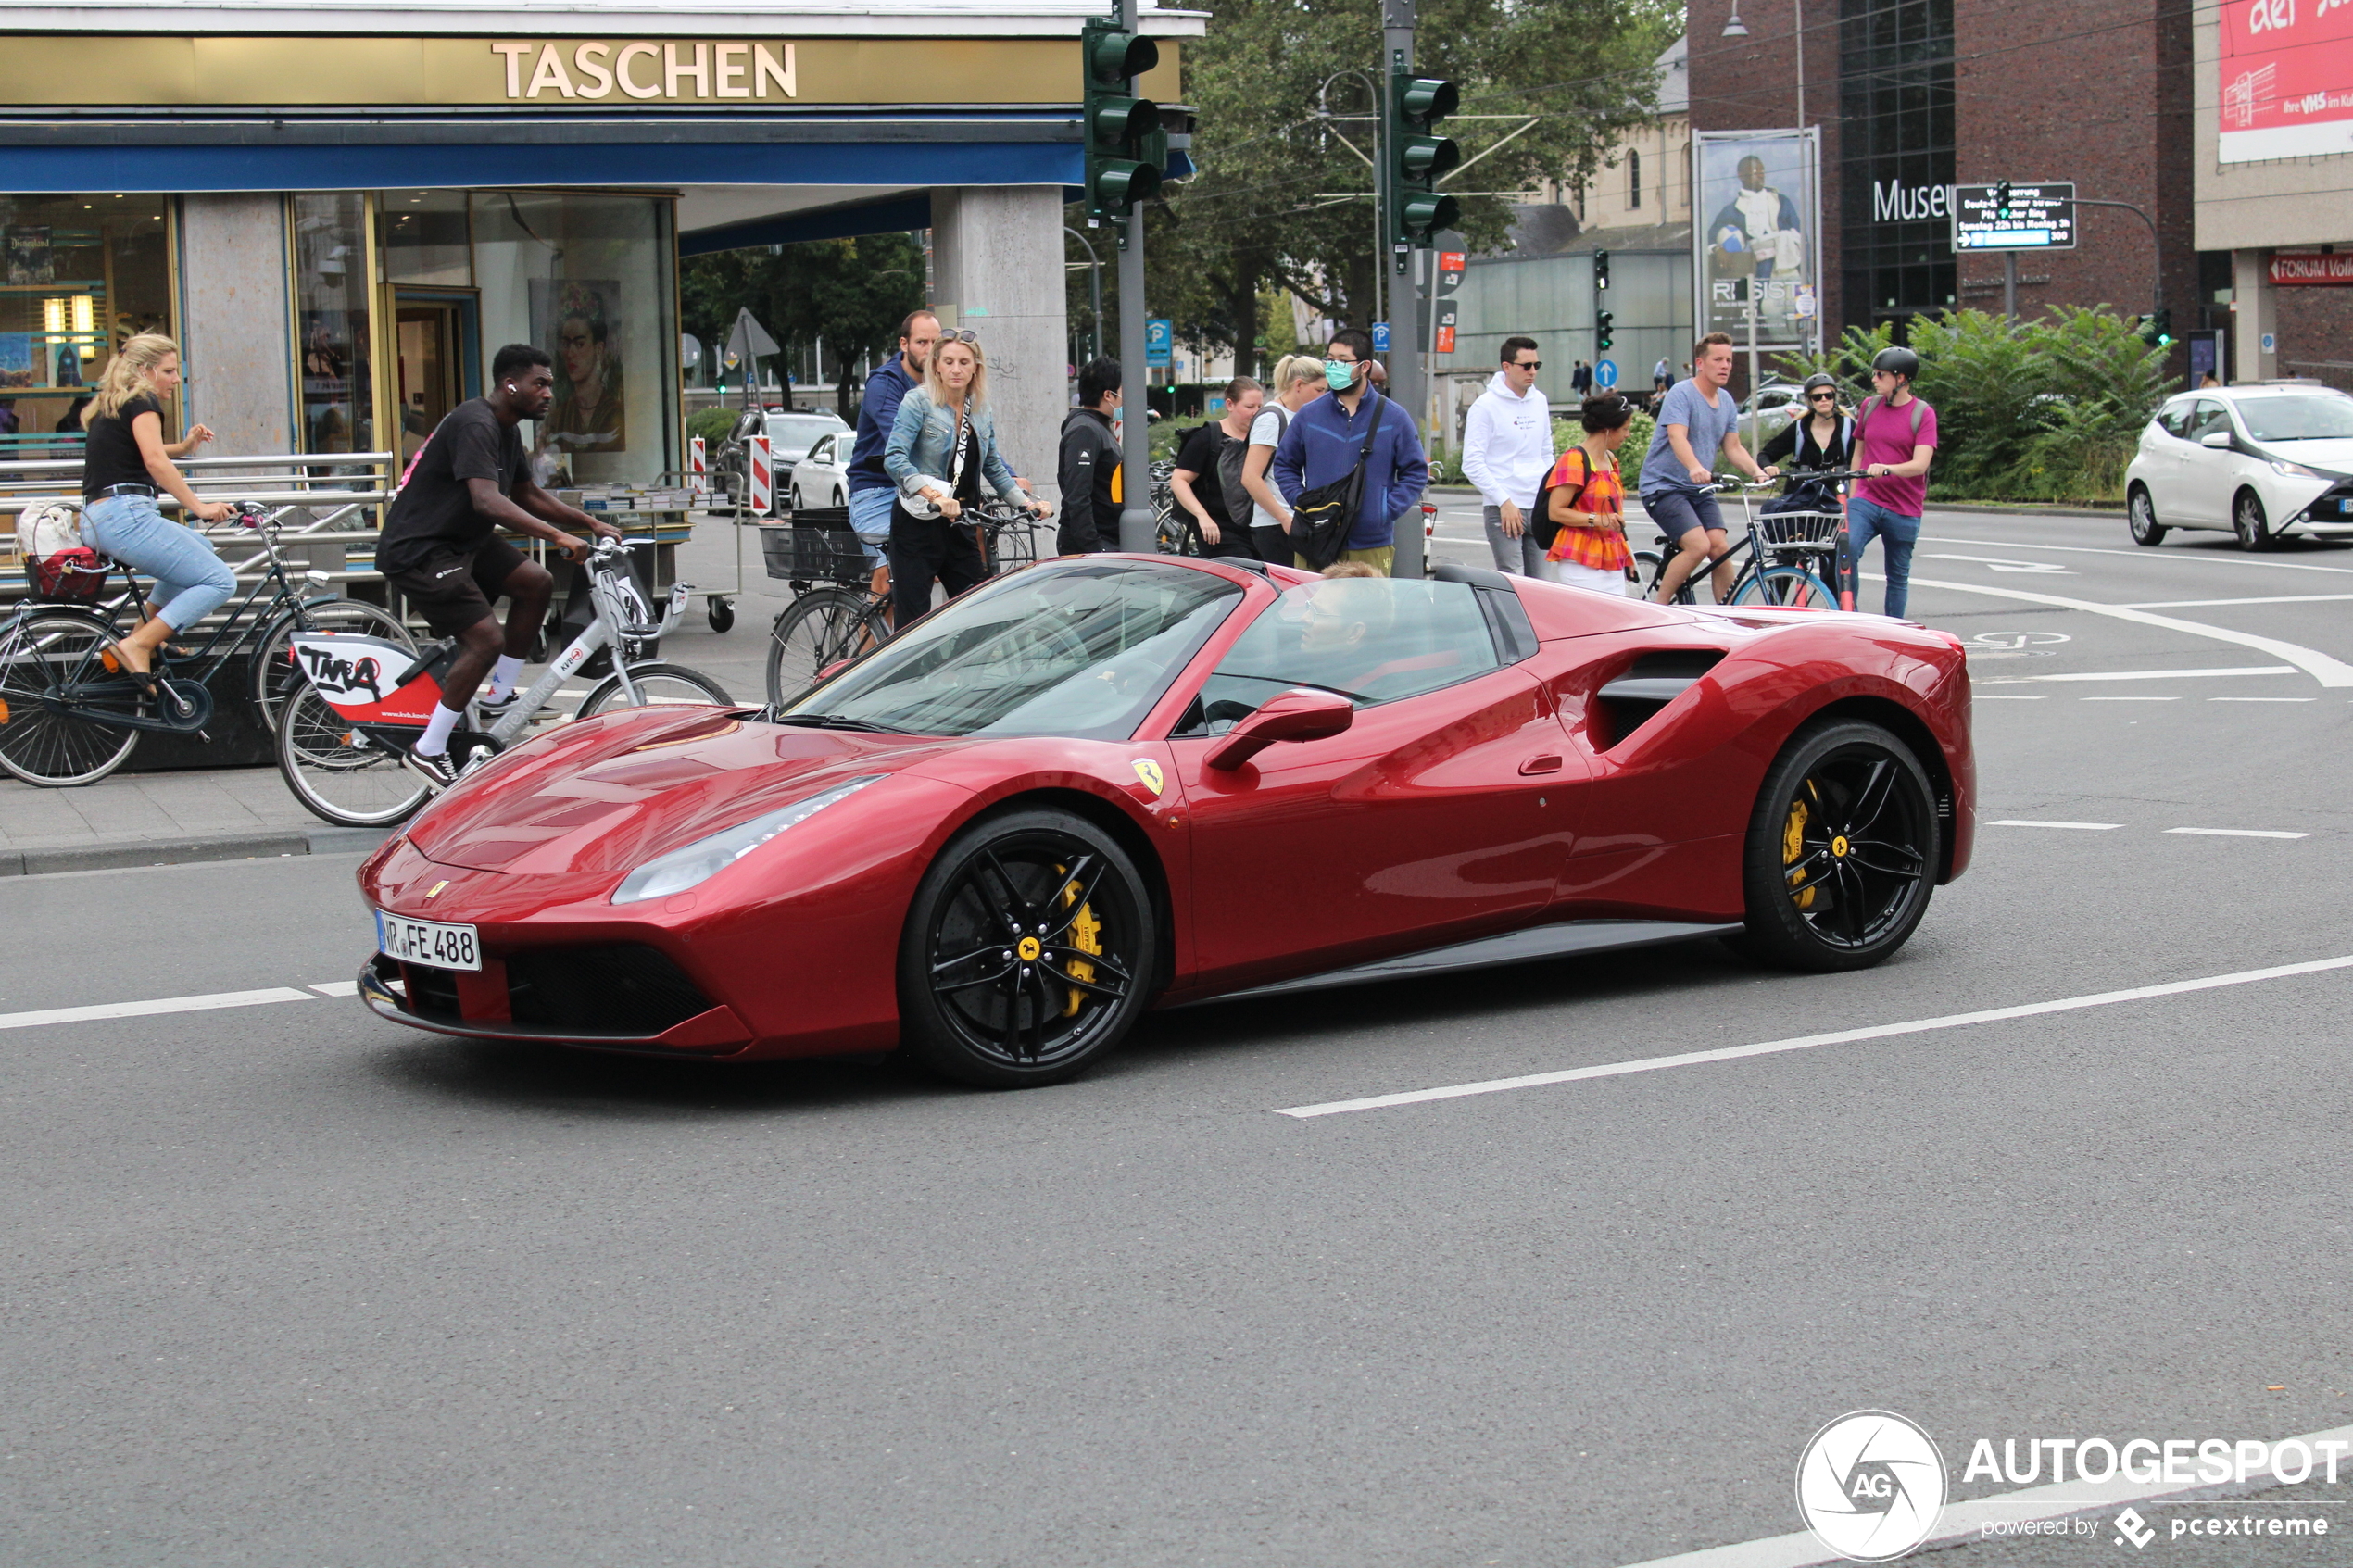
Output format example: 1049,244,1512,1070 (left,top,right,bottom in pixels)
2125,382,2353,550
789,430,852,511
